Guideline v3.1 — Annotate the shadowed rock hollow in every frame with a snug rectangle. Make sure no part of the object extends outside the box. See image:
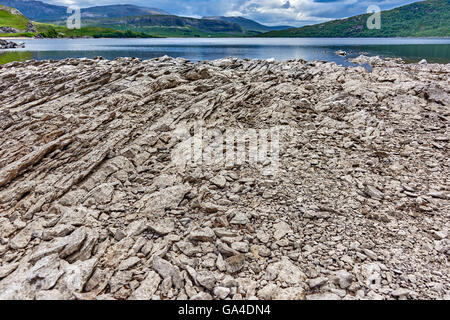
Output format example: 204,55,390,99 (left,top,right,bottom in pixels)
0,55,448,300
